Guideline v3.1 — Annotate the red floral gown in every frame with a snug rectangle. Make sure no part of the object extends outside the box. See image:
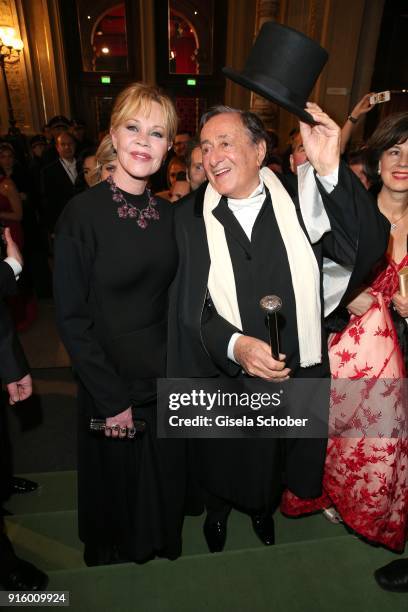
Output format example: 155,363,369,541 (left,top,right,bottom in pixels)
0,175,23,248
281,255,408,551
0,176,37,331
